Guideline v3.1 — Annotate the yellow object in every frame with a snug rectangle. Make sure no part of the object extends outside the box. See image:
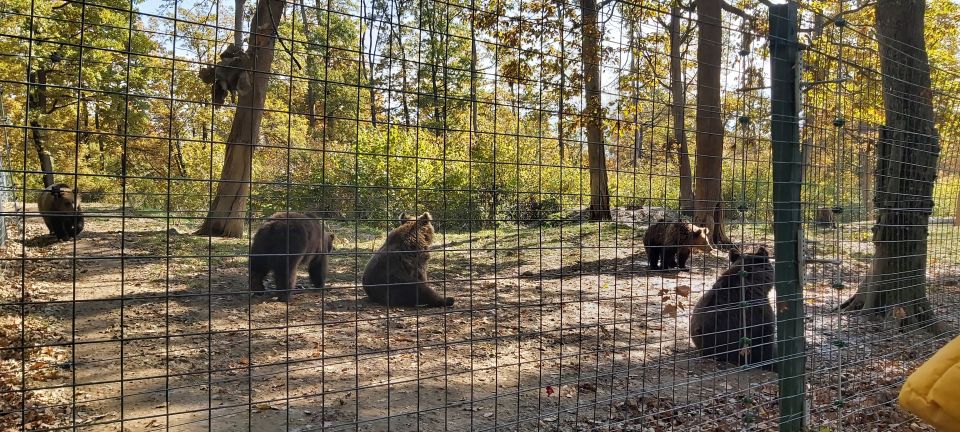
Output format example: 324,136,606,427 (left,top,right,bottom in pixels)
899,335,960,432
